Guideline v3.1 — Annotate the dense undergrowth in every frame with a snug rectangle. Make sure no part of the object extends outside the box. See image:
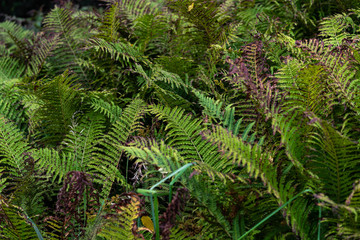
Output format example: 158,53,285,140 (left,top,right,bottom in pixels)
0,0,360,239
